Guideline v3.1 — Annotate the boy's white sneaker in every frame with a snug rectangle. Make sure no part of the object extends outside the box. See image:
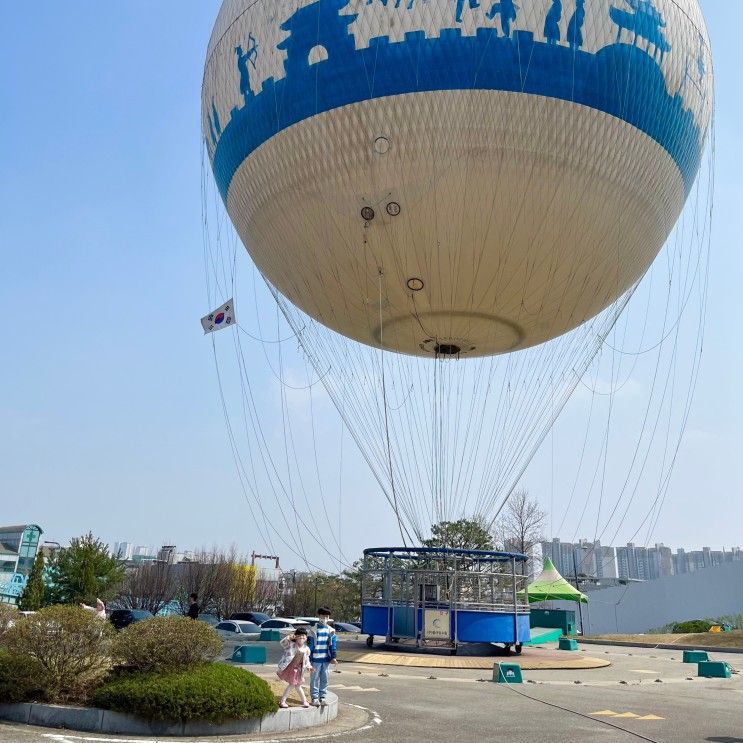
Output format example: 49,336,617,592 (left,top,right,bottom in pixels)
311,698,320,707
